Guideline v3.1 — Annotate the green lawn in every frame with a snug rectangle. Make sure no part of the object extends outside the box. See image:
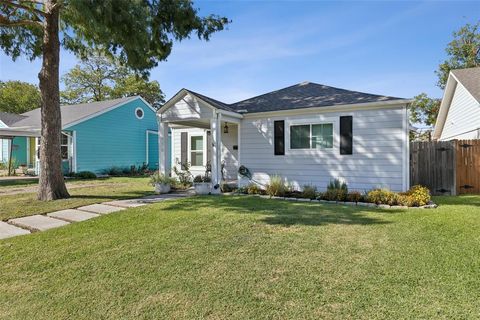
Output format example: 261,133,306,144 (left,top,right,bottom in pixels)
1,195,480,319
0,177,154,221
